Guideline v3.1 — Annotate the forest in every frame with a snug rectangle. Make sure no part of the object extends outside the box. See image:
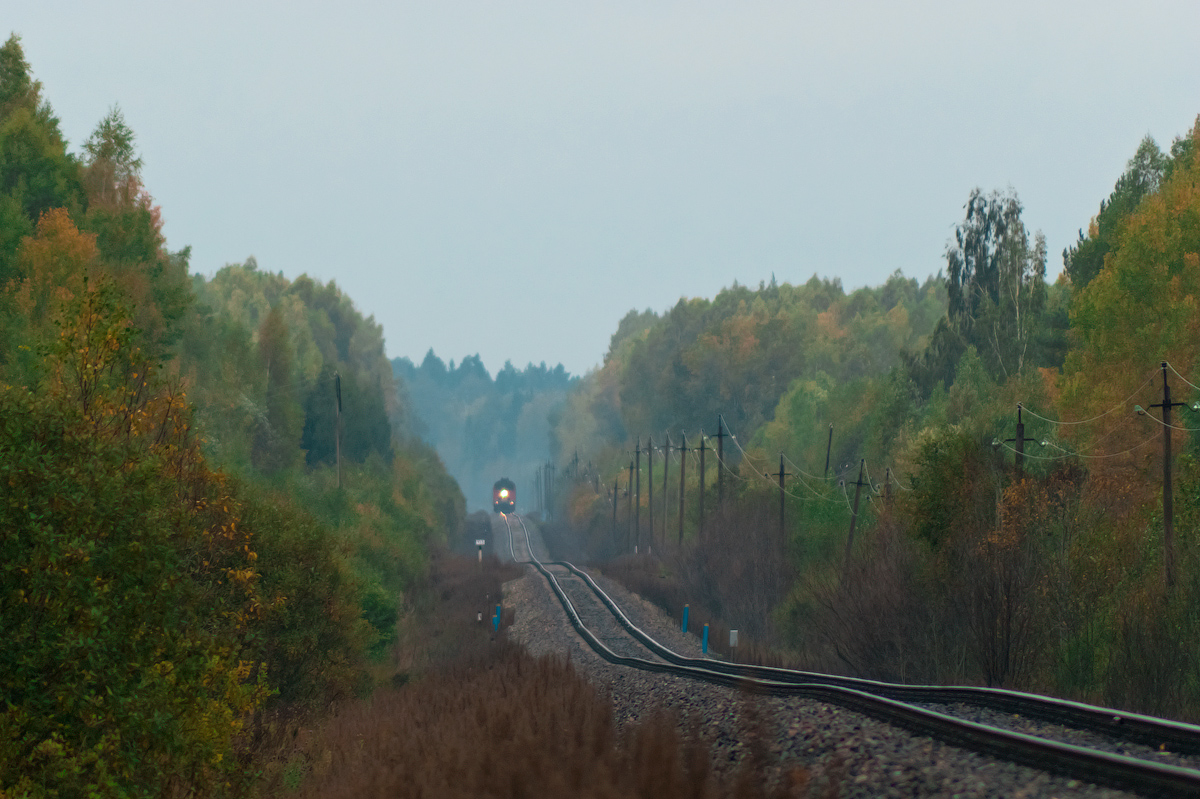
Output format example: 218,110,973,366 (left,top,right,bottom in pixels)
0,35,464,797
549,120,1200,720
392,351,574,512
7,20,1200,796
